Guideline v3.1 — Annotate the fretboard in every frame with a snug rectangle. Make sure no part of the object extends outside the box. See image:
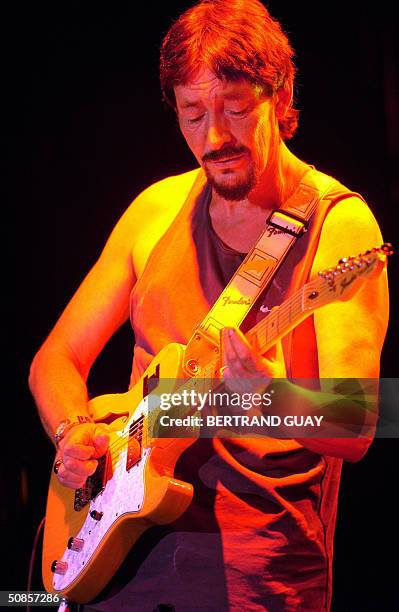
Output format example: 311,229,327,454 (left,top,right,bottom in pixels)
246,276,328,354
